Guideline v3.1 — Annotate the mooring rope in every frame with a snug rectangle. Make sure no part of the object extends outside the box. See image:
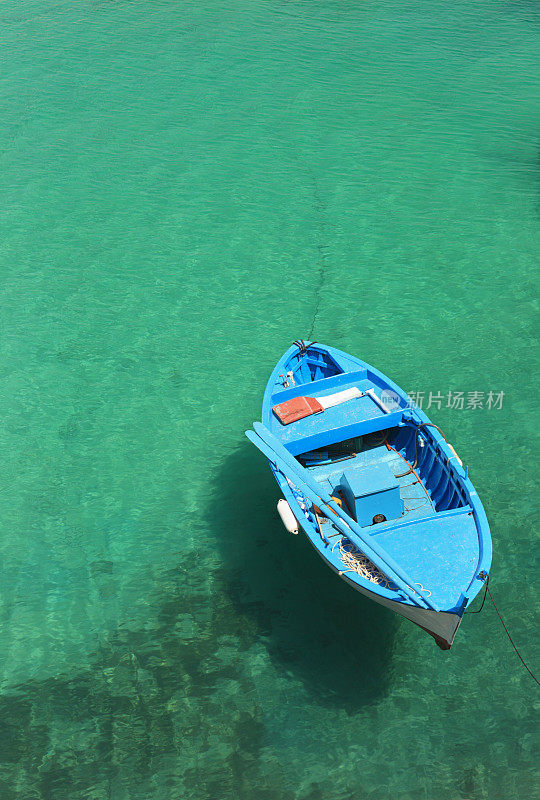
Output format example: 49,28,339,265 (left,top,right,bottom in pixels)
467,576,538,684
466,574,489,614
486,582,539,686
307,244,327,339
304,163,328,339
